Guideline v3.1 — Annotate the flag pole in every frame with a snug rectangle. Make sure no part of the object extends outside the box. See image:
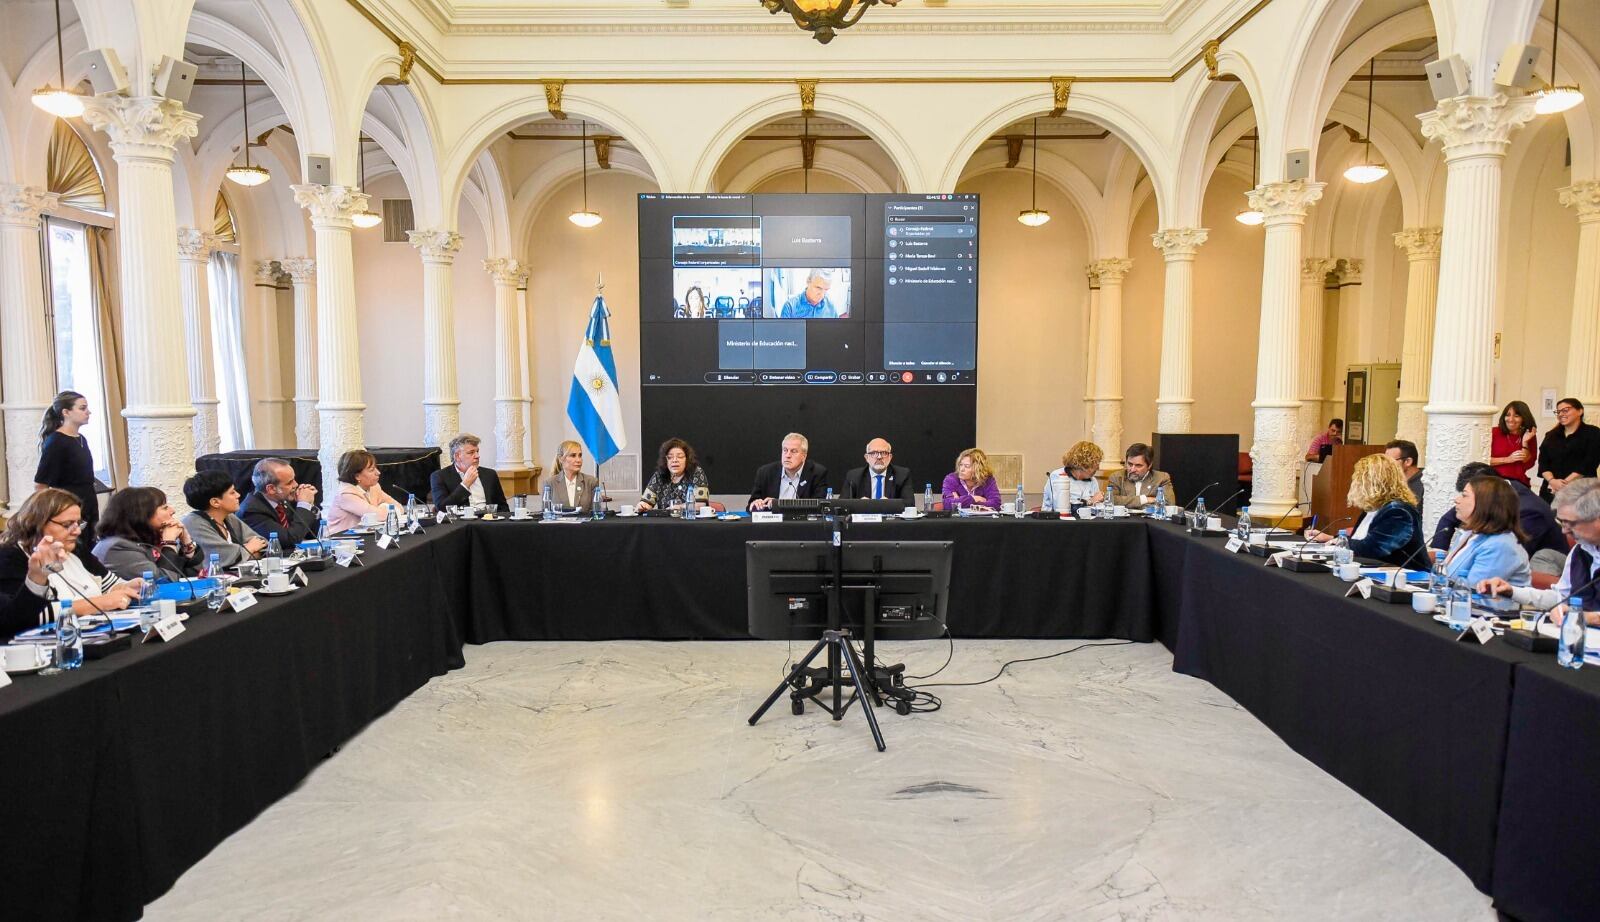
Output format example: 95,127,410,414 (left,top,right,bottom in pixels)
593,270,605,484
